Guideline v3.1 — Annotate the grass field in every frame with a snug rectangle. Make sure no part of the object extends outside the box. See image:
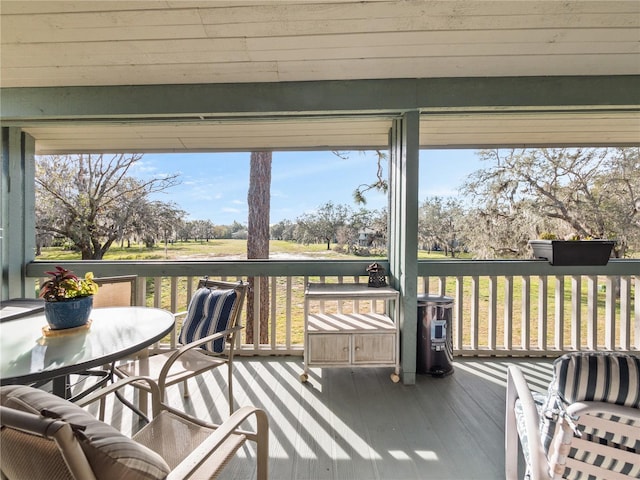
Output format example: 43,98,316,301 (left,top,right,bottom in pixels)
37,239,456,261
